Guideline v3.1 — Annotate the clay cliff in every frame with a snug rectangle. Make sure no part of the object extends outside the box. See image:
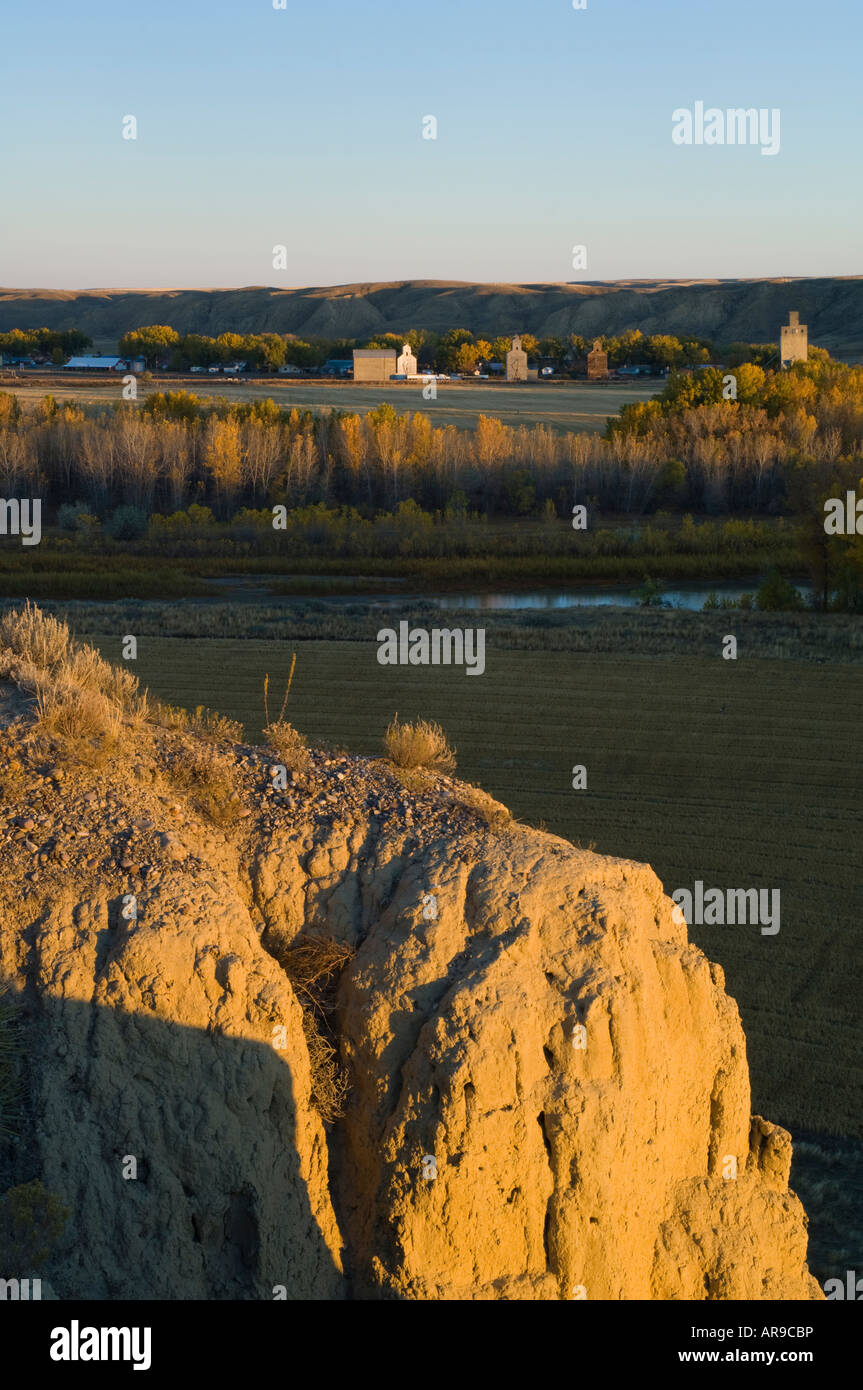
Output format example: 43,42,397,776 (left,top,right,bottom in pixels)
0,618,821,1300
